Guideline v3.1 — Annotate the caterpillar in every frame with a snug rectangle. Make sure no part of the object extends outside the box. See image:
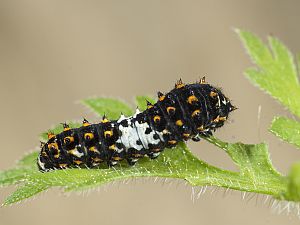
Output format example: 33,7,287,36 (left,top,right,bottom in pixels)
37,78,236,172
